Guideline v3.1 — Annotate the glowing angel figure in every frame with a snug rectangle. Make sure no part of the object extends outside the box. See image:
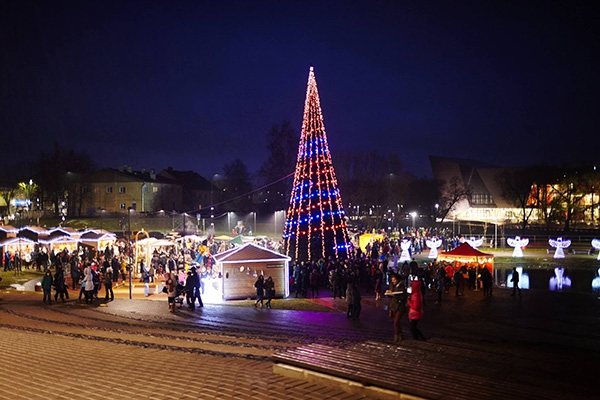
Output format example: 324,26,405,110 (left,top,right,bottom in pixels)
591,239,600,260
399,238,412,262
426,237,443,259
549,237,571,259
549,267,572,291
507,236,529,258
460,236,484,249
